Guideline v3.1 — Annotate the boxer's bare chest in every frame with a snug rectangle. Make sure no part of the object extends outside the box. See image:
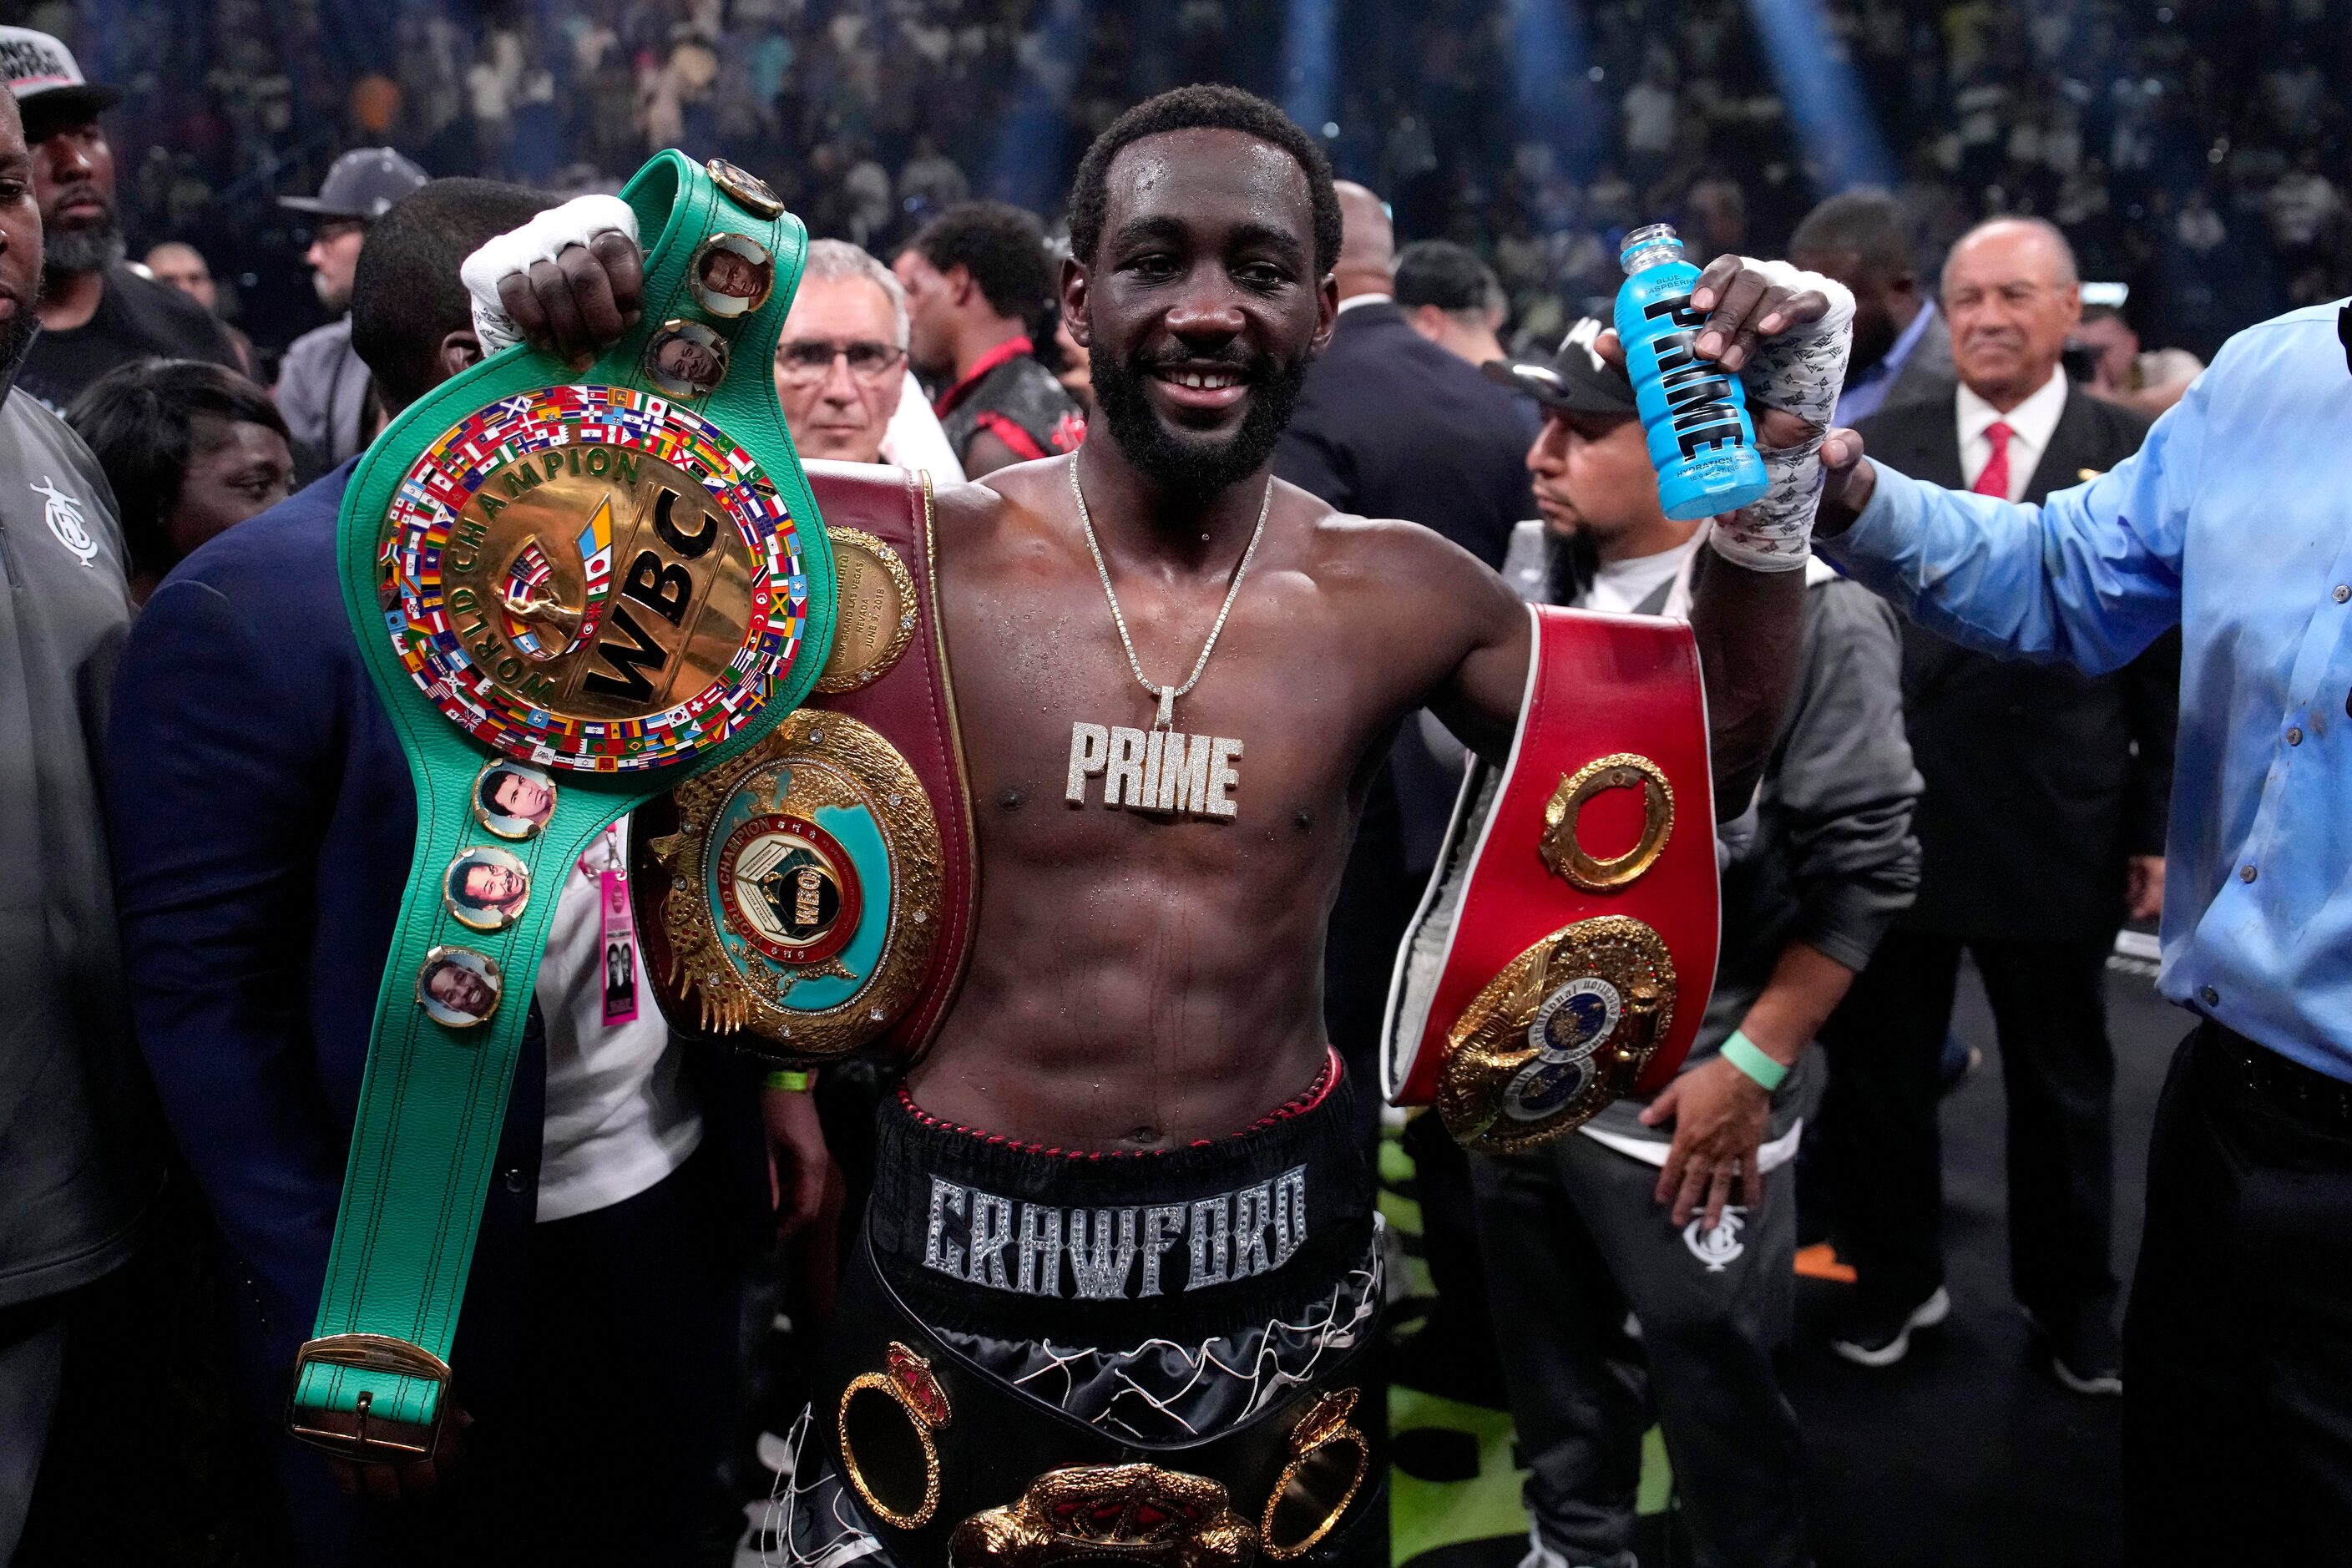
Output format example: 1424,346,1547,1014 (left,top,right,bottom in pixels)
908,479,1462,1141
